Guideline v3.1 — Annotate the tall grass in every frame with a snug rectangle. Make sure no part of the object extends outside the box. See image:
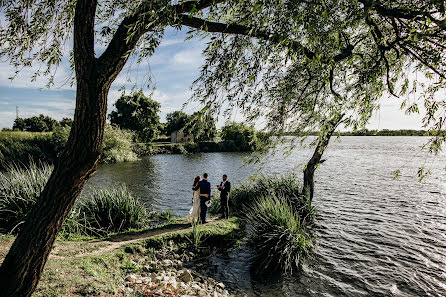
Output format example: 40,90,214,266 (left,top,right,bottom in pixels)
209,174,316,274
245,194,314,274
0,161,52,233
0,162,152,236
209,174,311,218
